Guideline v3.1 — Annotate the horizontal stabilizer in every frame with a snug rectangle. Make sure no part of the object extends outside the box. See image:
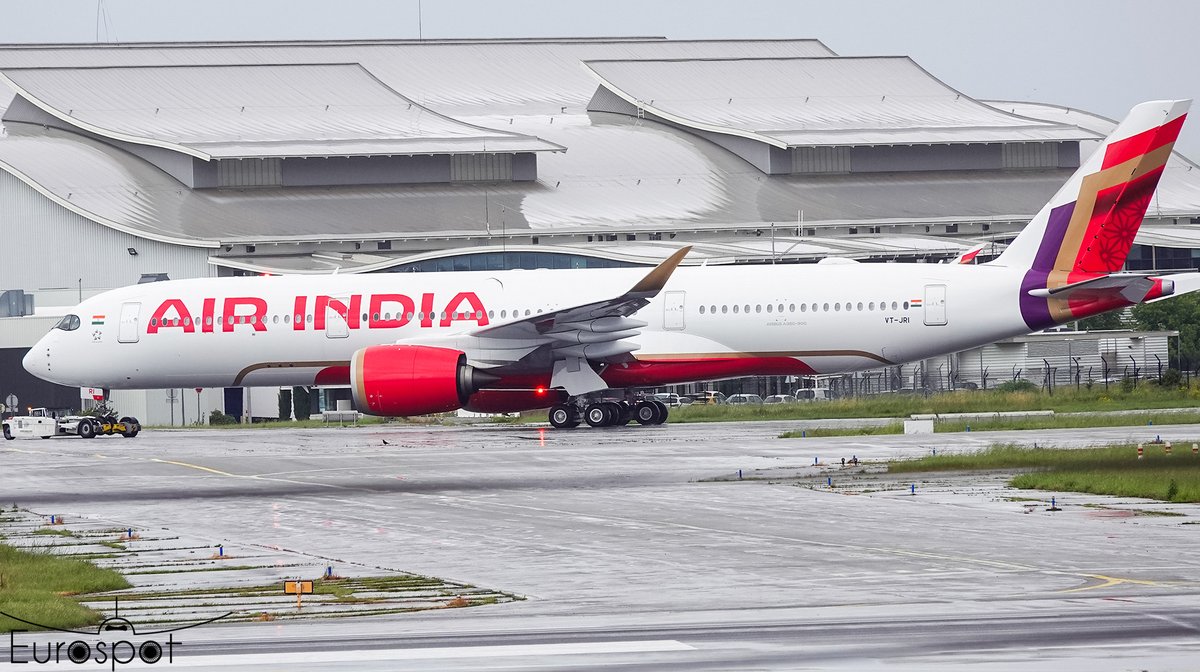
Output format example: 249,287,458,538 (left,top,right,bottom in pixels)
1027,274,1167,303
1147,272,1200,302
